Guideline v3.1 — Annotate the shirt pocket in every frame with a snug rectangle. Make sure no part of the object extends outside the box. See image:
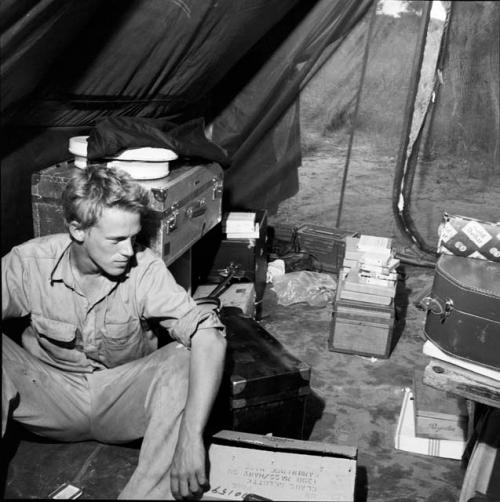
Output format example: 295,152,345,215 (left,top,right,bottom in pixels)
102,319,150,366
31,314,77,349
